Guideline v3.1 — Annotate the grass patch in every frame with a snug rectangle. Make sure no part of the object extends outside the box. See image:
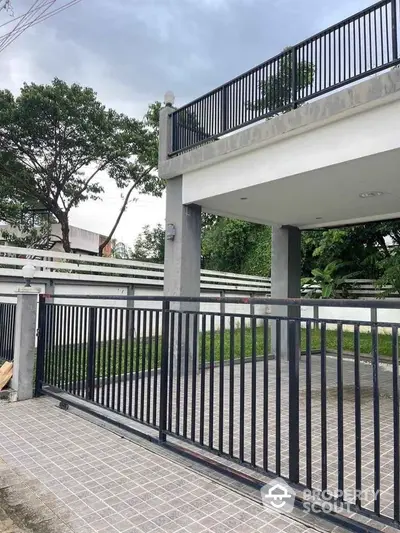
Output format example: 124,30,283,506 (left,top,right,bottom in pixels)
43,325,395,386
